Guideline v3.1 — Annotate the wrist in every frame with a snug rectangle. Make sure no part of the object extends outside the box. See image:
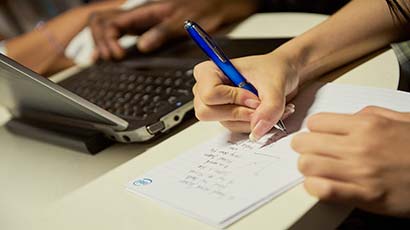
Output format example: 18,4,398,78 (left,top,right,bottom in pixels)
35,21,65,55
269,41,308,92
273,33,329,88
